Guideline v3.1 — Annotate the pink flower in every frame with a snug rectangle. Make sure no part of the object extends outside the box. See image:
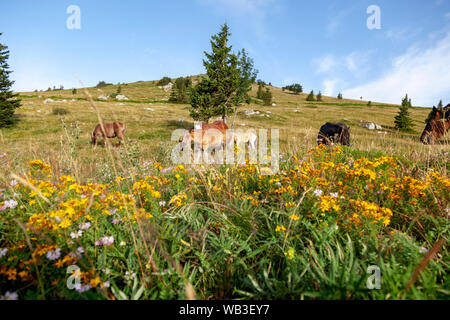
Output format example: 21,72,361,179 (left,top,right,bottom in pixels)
46,247,61,261
95,236,114,246
79,222,91,230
